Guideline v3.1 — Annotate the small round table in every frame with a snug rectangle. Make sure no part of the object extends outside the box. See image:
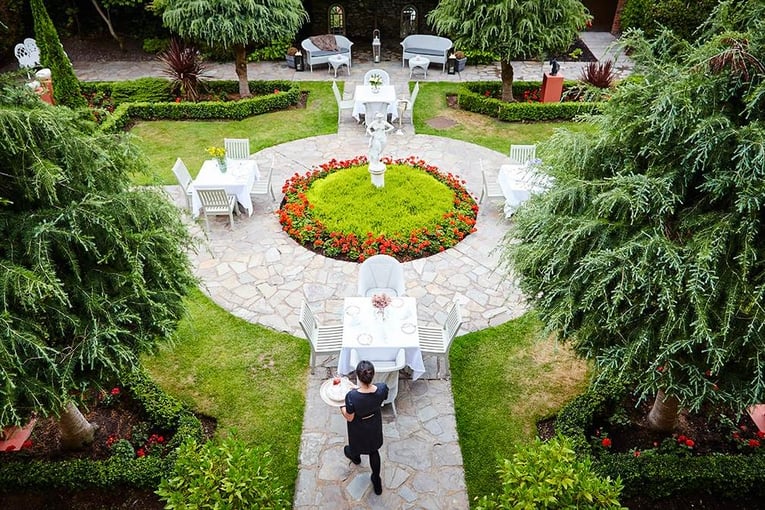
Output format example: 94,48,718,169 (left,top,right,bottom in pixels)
408,55,430,79
328,54,350,78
